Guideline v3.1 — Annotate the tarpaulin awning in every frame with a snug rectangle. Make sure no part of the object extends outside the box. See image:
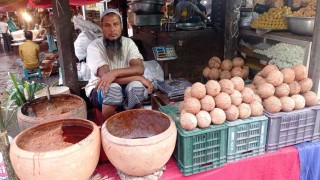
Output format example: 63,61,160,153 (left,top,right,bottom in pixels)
27,0,103,8
0,0,28,12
